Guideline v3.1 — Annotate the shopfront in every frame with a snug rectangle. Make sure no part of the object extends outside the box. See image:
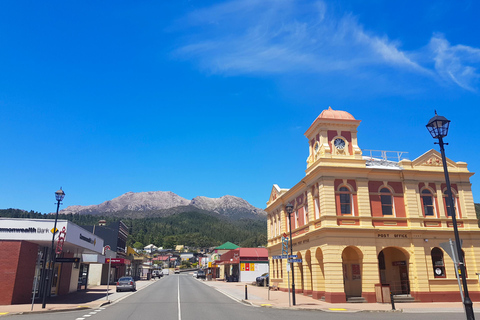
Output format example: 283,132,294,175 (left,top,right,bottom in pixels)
0,218,104,305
